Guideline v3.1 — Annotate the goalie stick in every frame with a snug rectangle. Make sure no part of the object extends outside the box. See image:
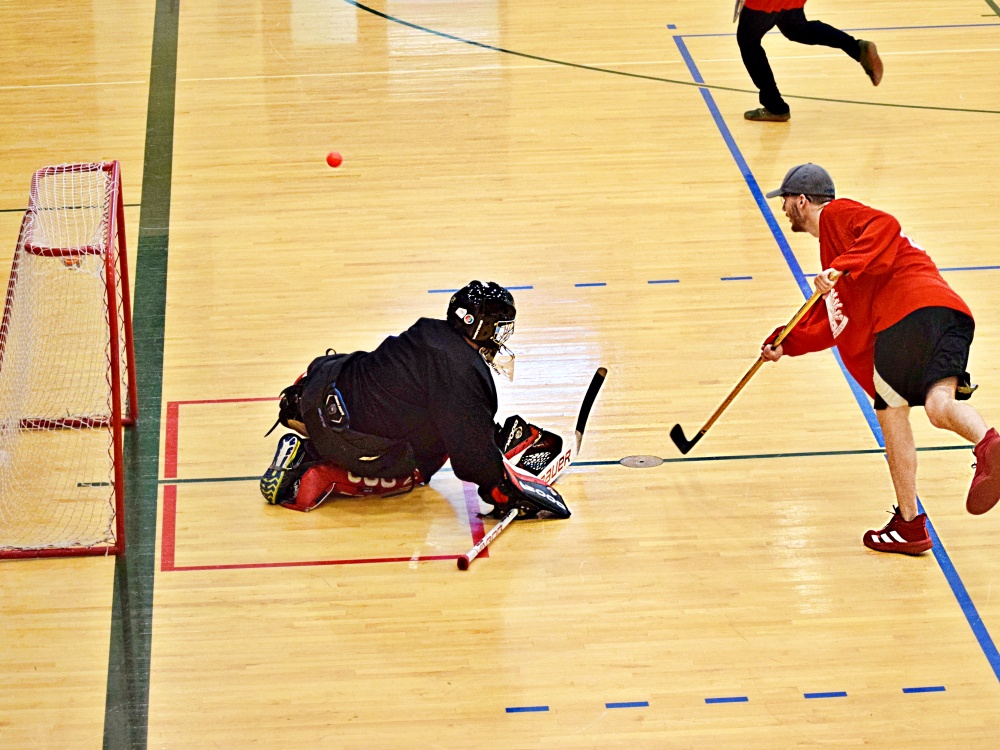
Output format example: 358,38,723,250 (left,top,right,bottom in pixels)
457,366,607,570
538,365,608,485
